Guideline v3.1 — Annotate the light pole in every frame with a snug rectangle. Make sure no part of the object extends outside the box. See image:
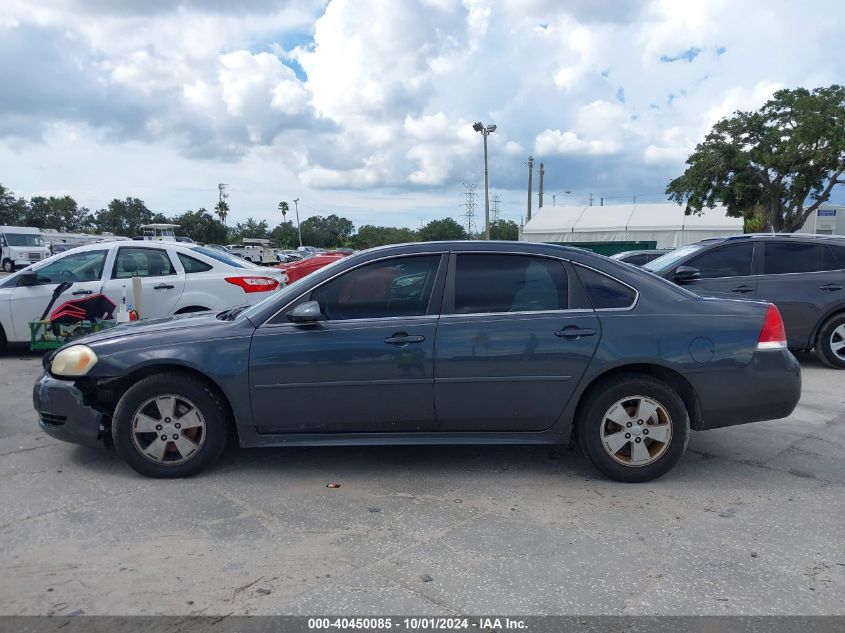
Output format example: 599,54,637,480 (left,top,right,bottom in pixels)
552,189,572,207
473,122,496,239
293,198,303,247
